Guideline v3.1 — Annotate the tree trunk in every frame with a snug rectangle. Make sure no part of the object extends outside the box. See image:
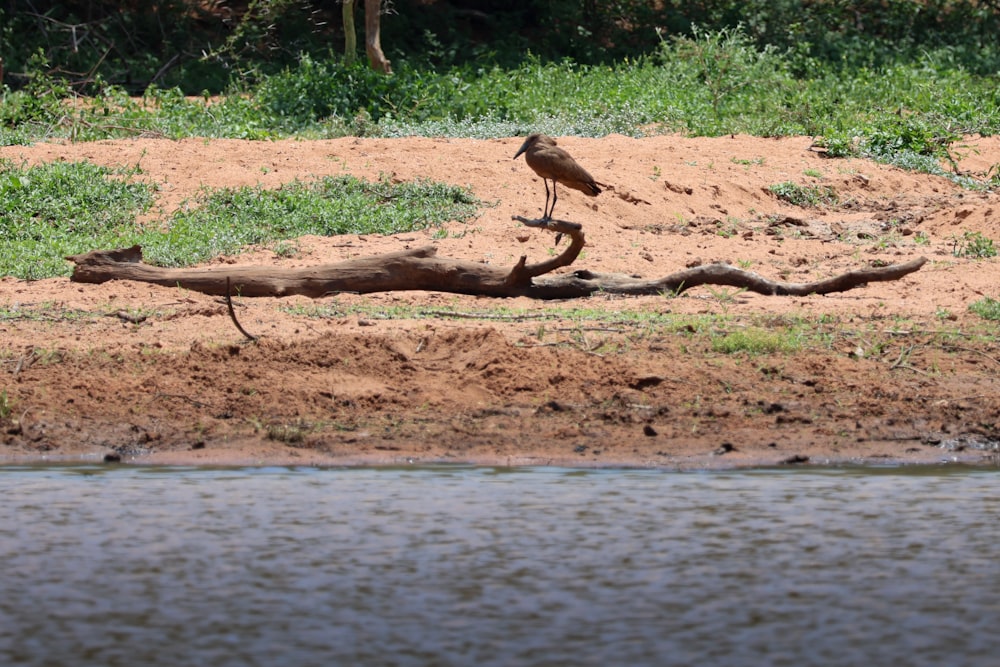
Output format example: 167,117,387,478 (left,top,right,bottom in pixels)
342,0,357,65
364,0,392,74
